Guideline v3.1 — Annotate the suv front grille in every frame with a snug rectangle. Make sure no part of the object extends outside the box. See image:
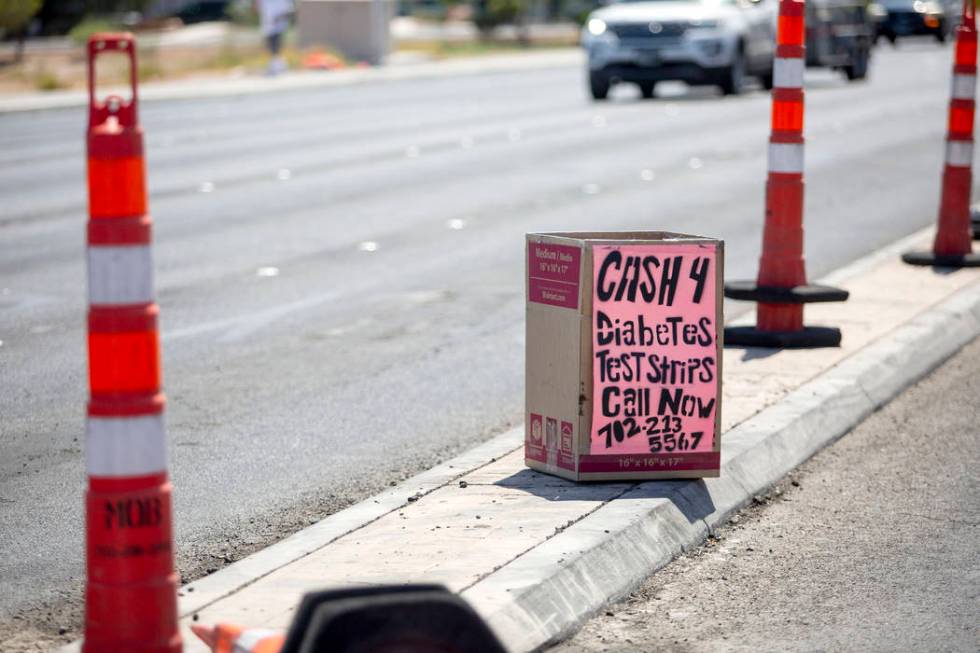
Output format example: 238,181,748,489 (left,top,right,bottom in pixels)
609,21,688,39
